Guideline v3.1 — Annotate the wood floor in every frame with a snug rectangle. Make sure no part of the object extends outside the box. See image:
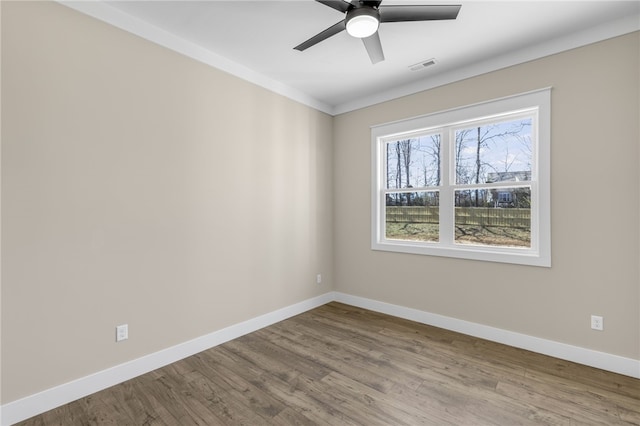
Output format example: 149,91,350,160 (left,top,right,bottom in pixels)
16,302,640,425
